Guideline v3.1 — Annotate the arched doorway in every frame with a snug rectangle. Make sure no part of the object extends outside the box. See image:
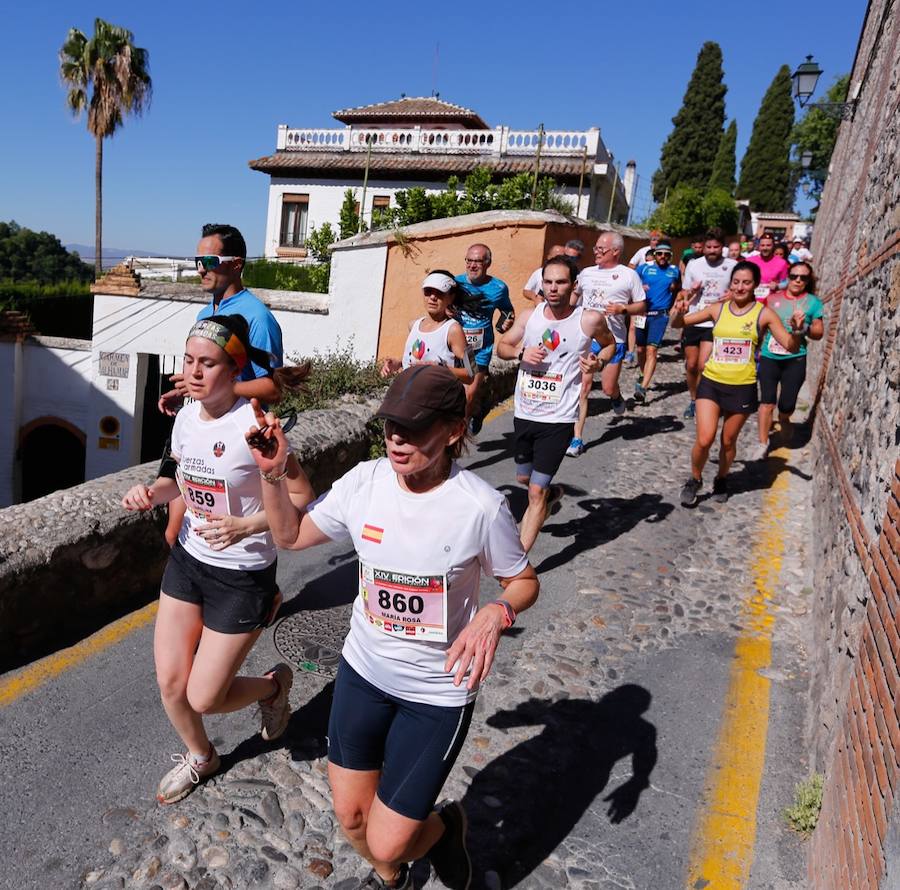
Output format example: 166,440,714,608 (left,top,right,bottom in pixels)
20,419,86,502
